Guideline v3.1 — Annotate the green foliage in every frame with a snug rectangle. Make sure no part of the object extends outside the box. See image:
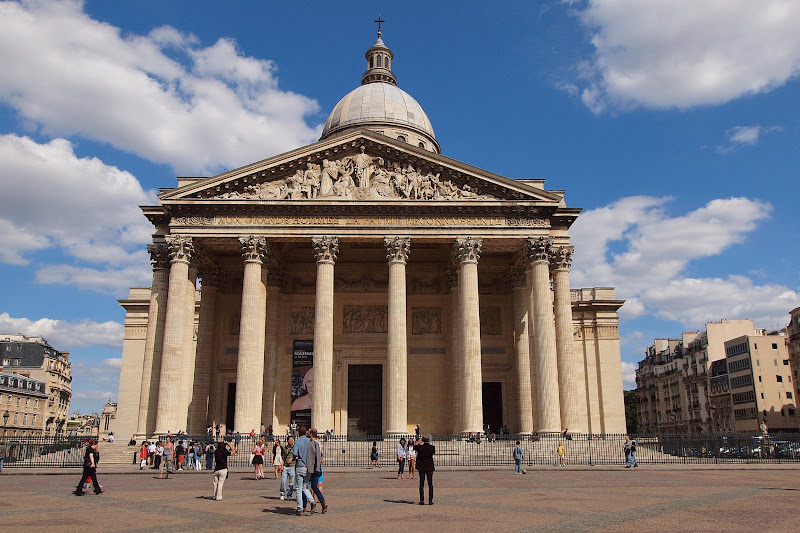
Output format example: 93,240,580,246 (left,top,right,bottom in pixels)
623,390,638,434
